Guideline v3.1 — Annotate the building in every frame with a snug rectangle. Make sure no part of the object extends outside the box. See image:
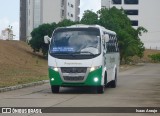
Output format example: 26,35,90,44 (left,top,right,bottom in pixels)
20,0,27,41
101,0,139,27
0,28,14,40
101,0,160,49
20,0,80,42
